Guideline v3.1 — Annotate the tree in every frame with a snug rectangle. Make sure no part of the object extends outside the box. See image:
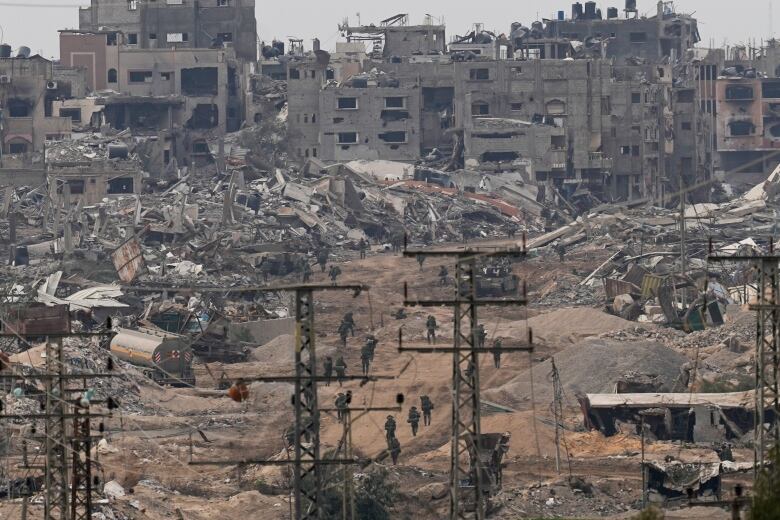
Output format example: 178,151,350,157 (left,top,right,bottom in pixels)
355,467,399,520
751,444,780,520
